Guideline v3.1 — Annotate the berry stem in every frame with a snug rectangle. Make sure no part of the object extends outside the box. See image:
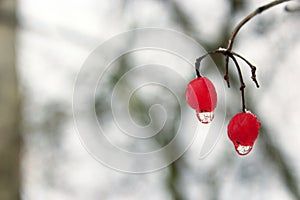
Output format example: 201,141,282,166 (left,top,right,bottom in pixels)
195,50,224,77
224,56,230,88
228,54,247,112
195,48,258,88
231,51,259,88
